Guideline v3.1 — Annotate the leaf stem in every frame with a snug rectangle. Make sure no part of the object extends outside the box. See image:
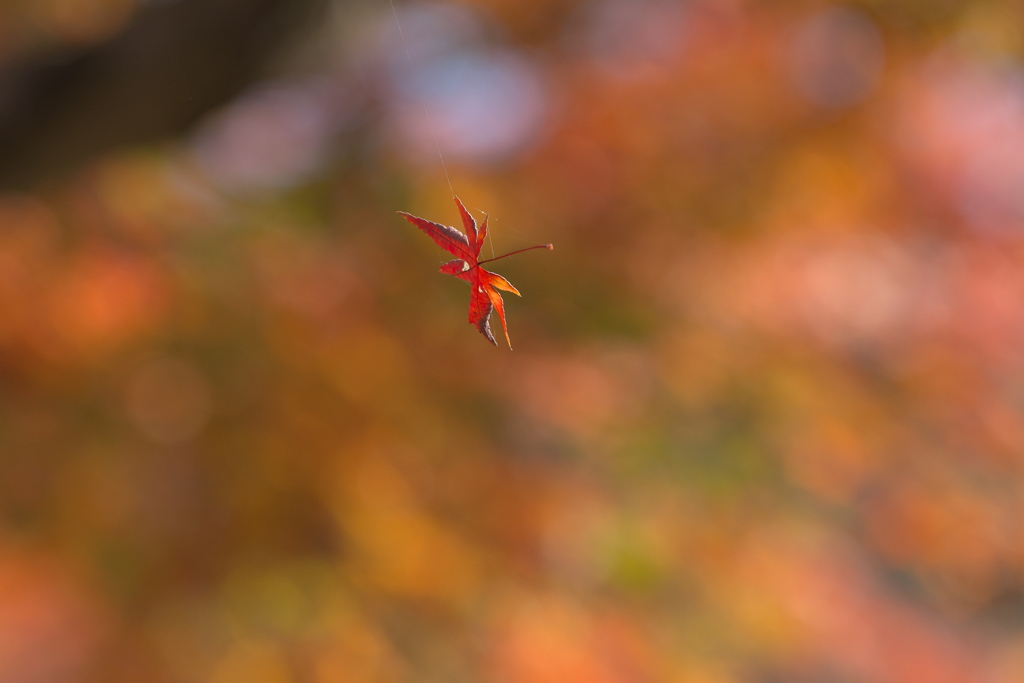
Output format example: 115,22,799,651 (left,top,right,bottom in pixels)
475,244,553,266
